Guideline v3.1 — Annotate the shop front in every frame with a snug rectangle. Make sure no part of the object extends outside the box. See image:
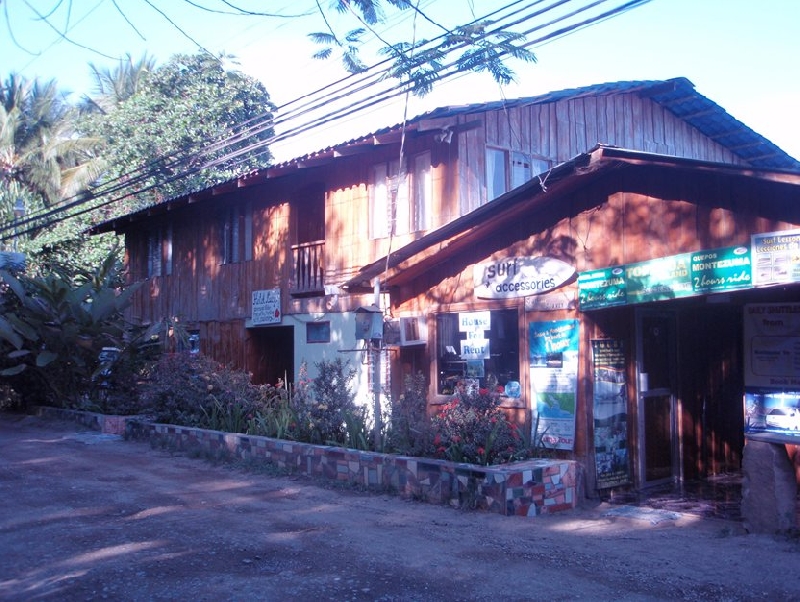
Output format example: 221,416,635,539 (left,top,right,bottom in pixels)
345,147,800,498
